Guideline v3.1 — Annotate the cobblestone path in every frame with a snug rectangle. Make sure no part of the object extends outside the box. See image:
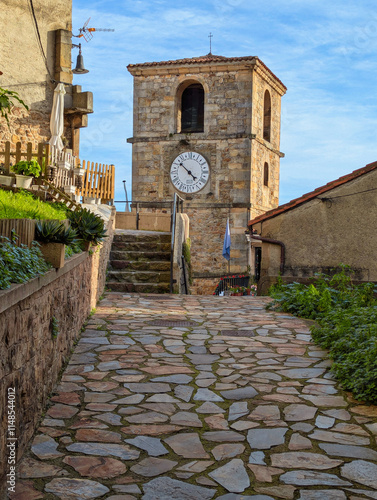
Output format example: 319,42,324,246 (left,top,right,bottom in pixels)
12,293,377,499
